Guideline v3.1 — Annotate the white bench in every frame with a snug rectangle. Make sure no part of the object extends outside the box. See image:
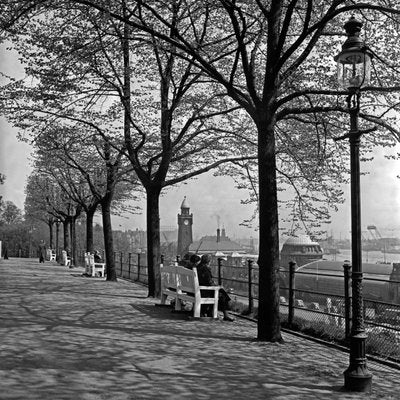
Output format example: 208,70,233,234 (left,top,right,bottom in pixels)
84,253,91,275
160,265,221,318
85,253,106,278
61,250,71,267
49,249,56,261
